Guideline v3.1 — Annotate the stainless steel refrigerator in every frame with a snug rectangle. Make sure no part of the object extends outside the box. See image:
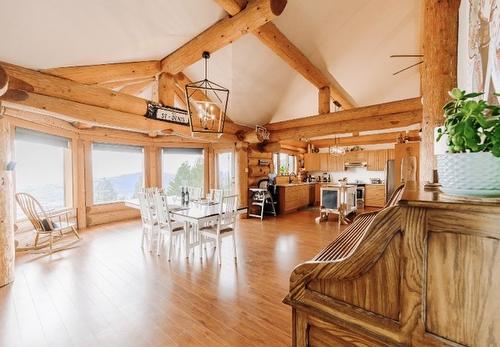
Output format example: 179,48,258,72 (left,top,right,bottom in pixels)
385,159,395,202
